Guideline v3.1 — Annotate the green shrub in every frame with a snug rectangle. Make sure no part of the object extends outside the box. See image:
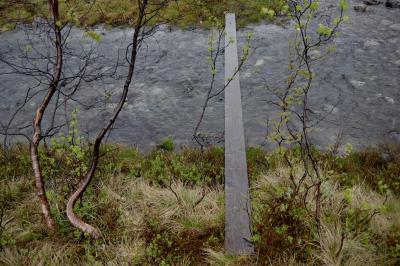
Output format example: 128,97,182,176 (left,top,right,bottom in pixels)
247,146,269,181
159,136,175,152
325,144,400,194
